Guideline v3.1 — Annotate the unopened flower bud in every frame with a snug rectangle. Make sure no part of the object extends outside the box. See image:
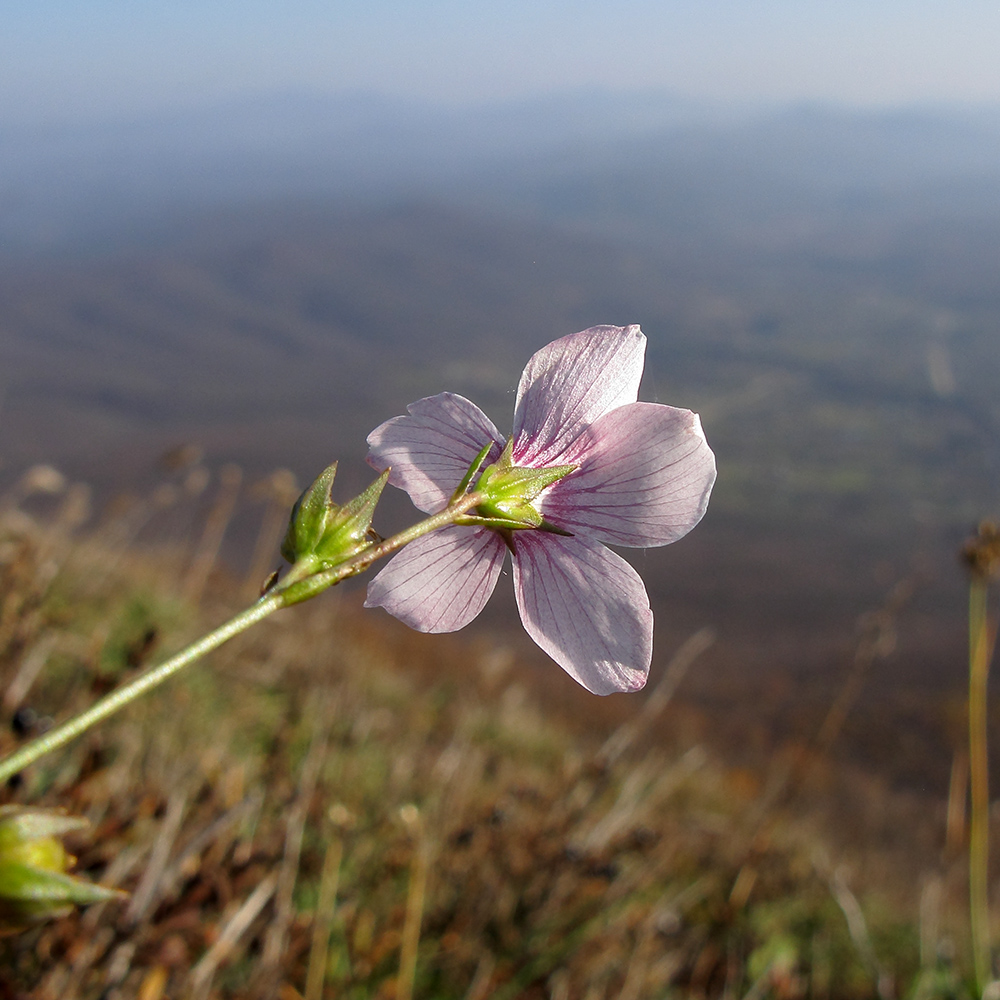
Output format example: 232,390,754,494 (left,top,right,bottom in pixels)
281,464,390,592
282,462,340,565
0,806,124,931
